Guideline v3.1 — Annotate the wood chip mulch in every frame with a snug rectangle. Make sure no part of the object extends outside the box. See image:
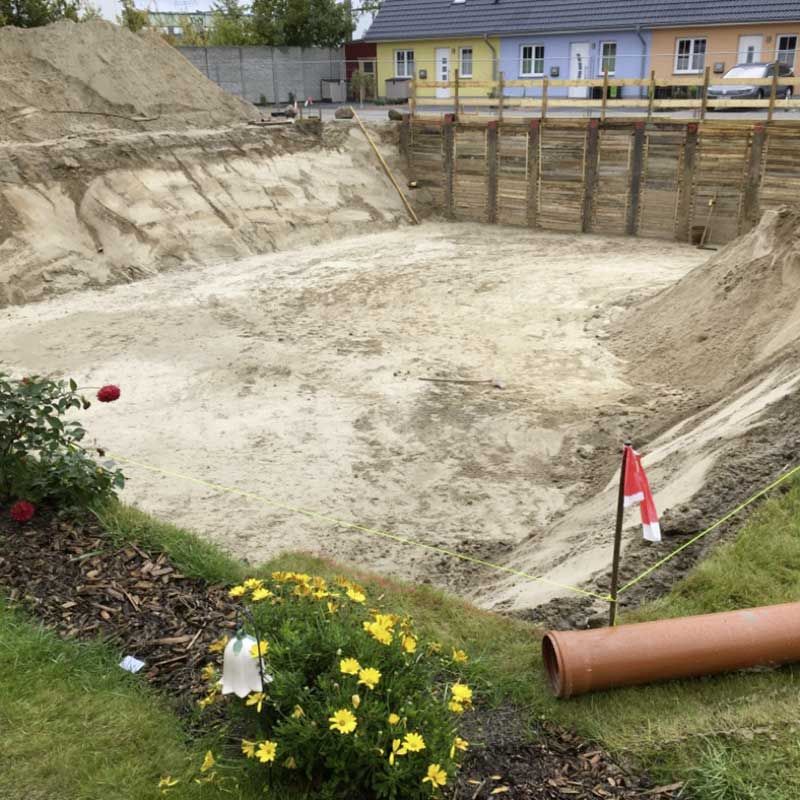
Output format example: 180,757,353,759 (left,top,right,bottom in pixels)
1,514,685,799
0,513,238,704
